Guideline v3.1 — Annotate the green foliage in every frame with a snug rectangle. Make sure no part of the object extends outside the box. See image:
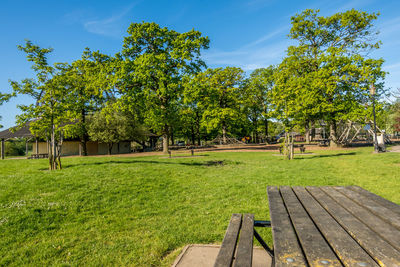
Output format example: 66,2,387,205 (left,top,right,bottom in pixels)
244,66,276,138
4,139,29,156
272,9,386,142
184,67,245,140
0,93,13,128
10,40,73,139
116,22,209,150
87,108,146,154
